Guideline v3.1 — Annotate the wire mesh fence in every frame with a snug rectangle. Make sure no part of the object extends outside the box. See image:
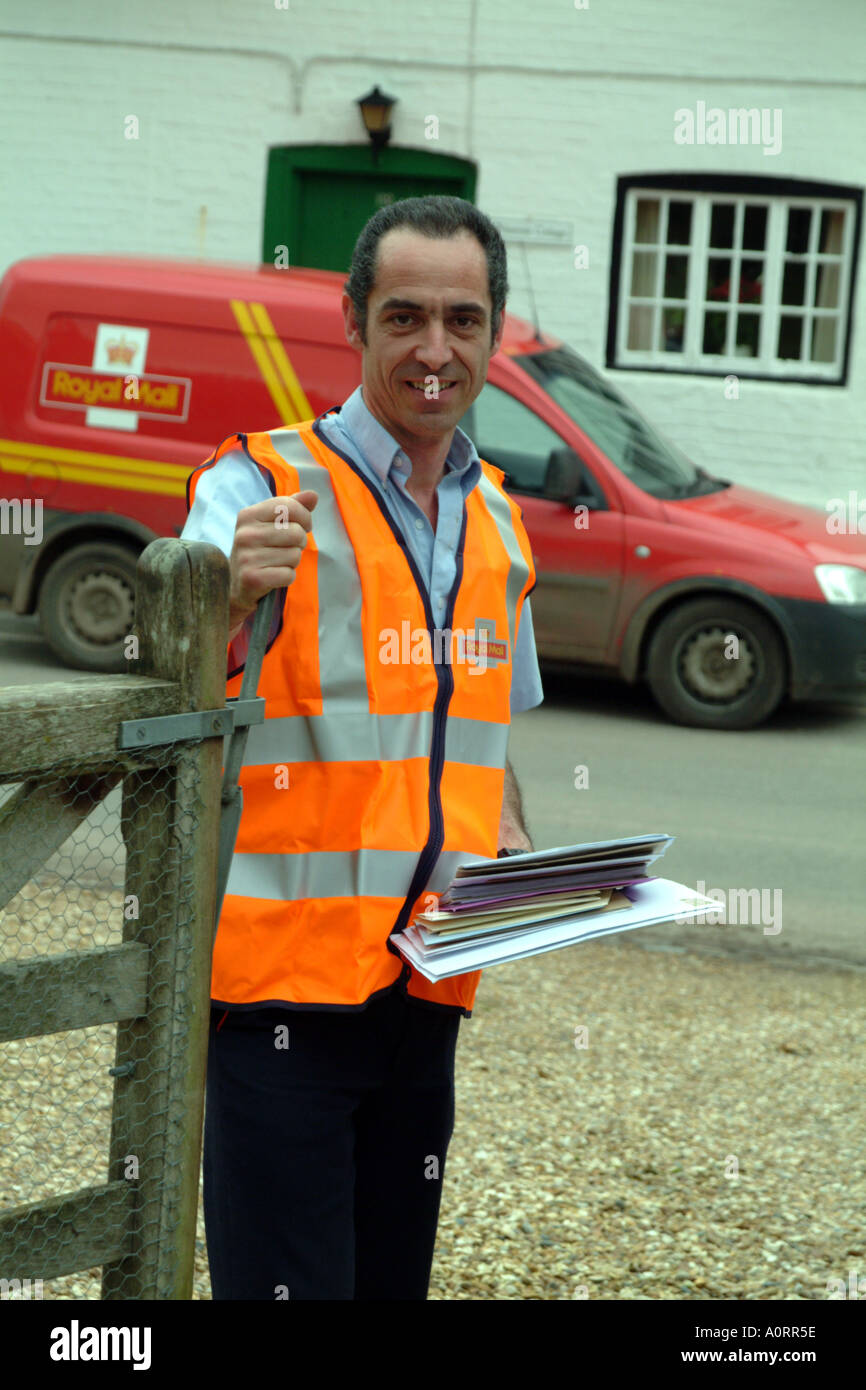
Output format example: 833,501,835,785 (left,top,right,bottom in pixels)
0,753,206,1298
0,539,228,1301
